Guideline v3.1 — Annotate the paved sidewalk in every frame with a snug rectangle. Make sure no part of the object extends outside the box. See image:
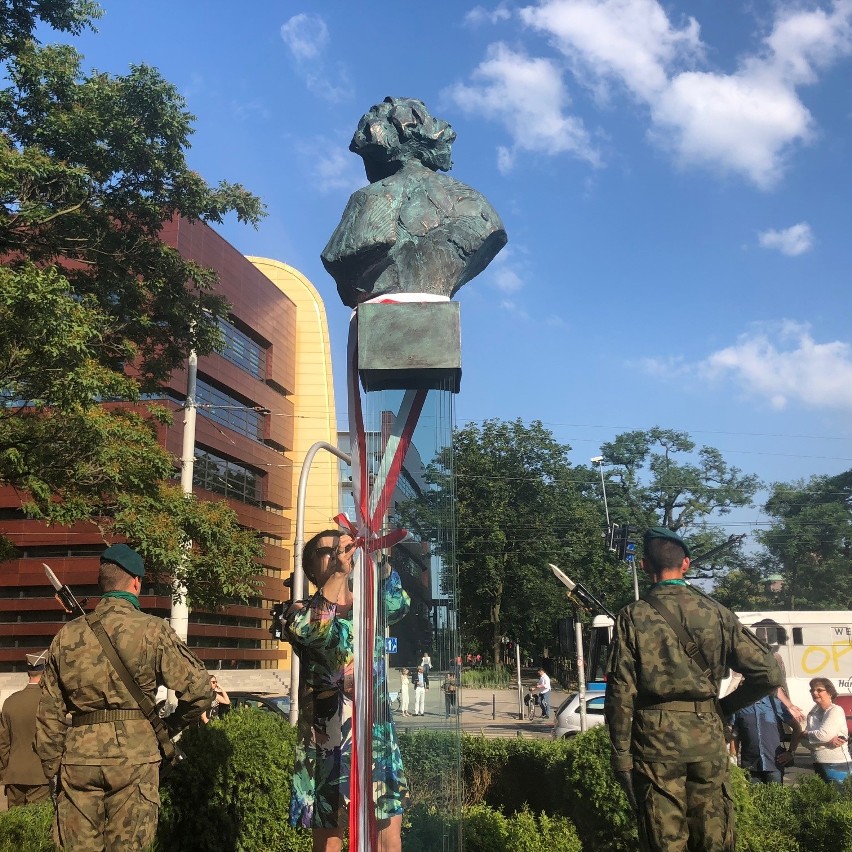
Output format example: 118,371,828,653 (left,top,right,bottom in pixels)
393,684,568,739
